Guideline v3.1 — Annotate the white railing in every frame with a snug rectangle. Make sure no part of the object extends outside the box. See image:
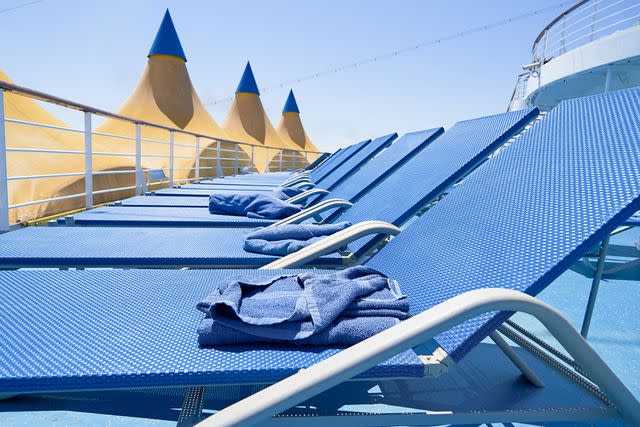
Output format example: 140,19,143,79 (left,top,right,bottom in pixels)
0,80,325,231
532,0,640,63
